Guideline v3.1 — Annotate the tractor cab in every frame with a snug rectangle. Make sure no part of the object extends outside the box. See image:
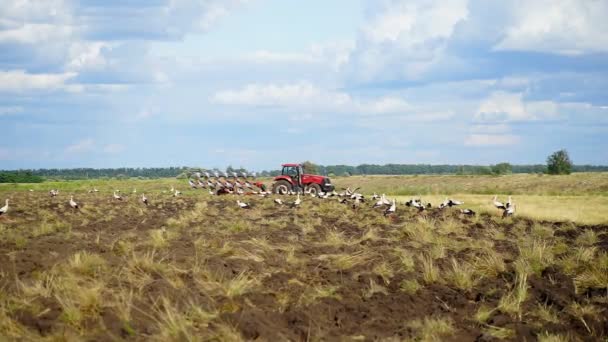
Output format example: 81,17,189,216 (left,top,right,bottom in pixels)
281,164,303,184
